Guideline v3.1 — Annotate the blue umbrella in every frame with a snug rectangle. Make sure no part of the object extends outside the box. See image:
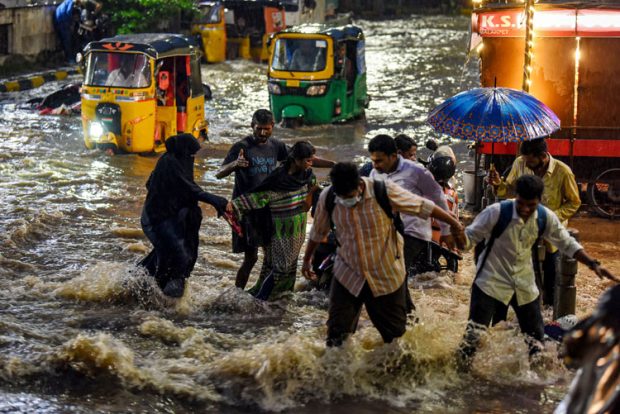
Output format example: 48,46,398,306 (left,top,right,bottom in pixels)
427,87,560,144
427,87,560,208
